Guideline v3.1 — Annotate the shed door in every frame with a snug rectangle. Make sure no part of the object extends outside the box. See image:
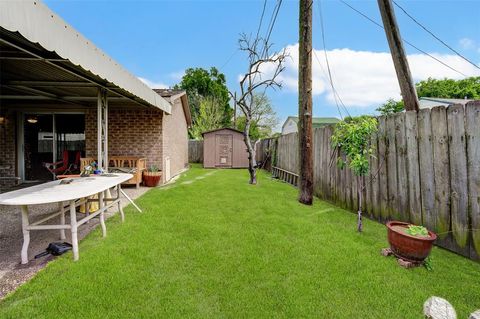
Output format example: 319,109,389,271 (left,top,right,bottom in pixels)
215,134,233,167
